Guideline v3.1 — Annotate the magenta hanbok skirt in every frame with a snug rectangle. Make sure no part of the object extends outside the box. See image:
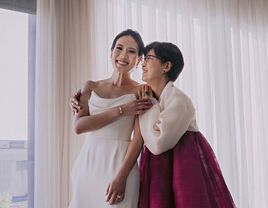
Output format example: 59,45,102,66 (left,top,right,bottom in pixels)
138,131,236,208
